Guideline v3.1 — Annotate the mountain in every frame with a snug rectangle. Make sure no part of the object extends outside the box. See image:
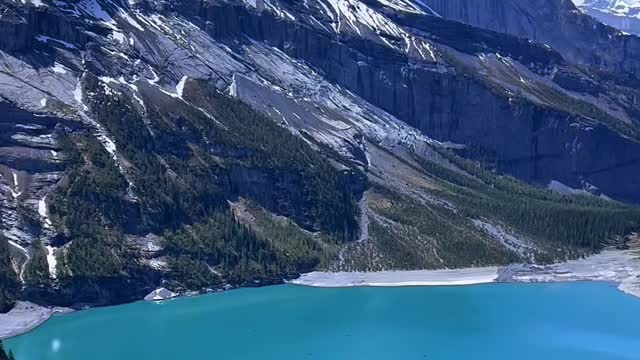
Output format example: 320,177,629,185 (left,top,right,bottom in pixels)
417,0,640,75
0,0,639,310
573,0,640,35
